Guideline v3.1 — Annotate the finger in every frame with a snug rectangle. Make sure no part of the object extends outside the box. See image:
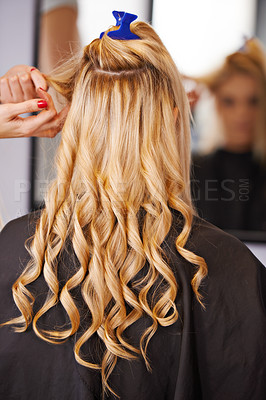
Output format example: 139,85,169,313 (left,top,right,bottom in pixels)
30,68,48,92
188,89,201,108
19,73,36,100
27,89,63,137
14,105,57,137
11,91,57,136
9,75,24,102
32,104,69,138
7,98,49,118
36,87,57,112
0,78,12,103
2,64,32,79
32,126,58,138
